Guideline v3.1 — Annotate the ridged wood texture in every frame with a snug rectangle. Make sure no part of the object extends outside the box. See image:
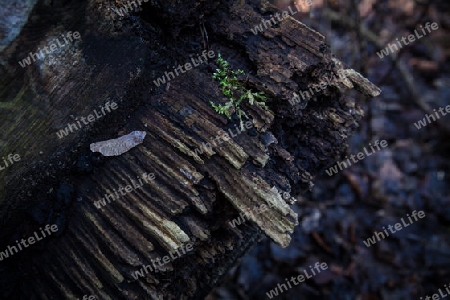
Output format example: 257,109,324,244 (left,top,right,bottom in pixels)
0,0,379,299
